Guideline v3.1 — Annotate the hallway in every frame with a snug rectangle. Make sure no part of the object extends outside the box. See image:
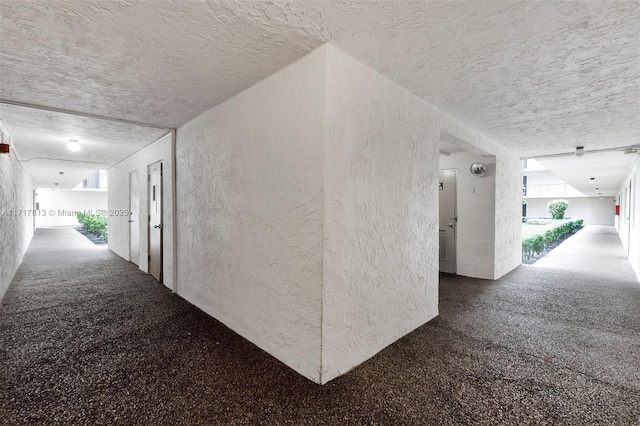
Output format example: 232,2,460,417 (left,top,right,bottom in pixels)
1,226,639,425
